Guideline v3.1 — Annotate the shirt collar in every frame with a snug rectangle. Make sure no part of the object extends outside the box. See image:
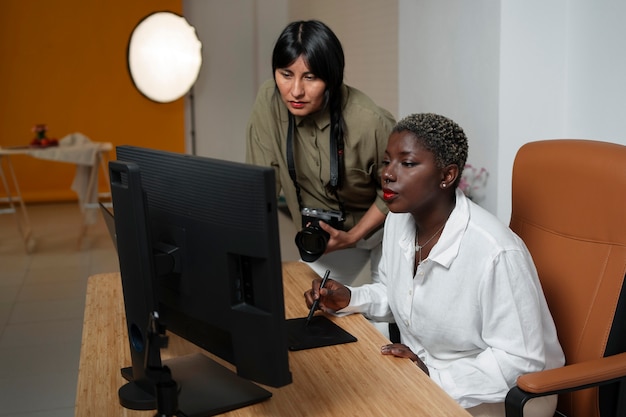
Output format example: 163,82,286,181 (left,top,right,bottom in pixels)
395,190,469,268
296,109,330,130
428,188,470,268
